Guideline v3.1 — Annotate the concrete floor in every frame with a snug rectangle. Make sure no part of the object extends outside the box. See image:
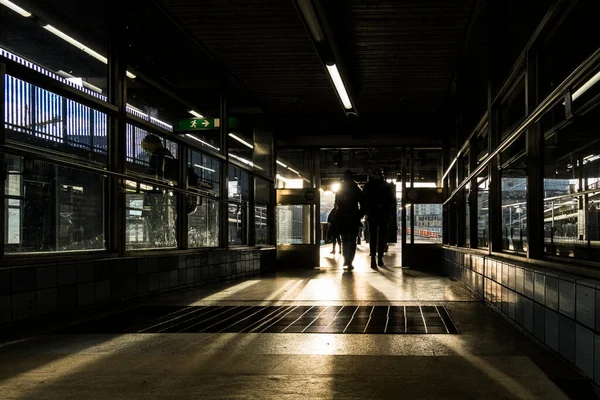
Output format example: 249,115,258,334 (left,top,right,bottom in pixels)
0,245,594,399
